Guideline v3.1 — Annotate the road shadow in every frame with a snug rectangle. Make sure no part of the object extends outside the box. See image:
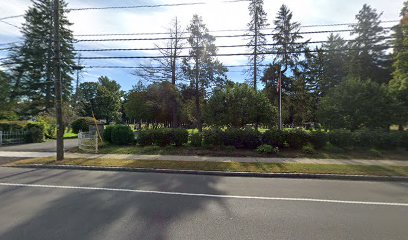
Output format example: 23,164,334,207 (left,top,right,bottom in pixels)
0,170,230,240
